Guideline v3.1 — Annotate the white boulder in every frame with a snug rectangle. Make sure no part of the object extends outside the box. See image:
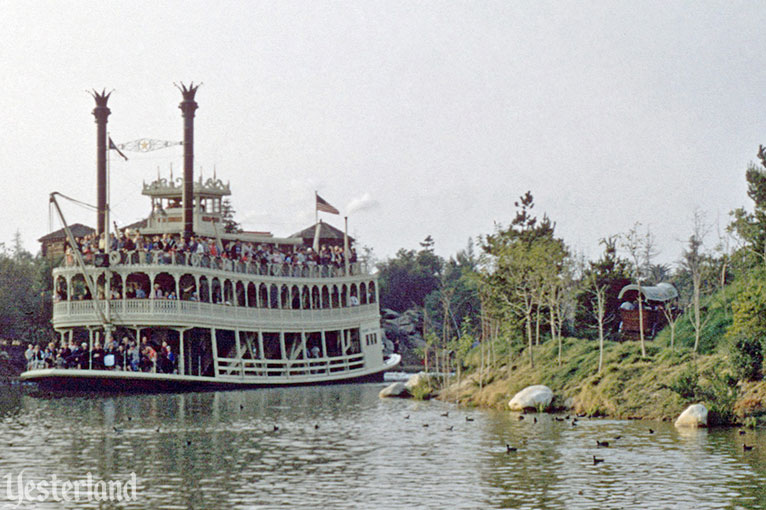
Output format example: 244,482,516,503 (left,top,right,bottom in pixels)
379,382,411,398
508,385,553,412
405,372,428,391
675,403,708,428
